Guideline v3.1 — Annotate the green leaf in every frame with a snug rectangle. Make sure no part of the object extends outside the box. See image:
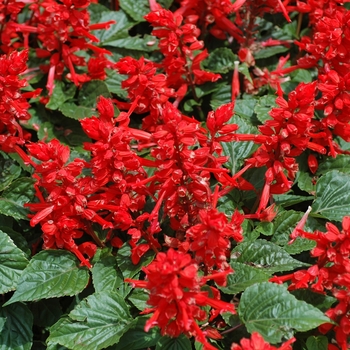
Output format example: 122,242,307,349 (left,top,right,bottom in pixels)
291,69,312,83
47,291,133,350
210,84,231,110
306,336,328,350
104,69,128,98
156,335,192,350
296,171,316,194
219,262,271,294
222,115,258,173
0,230,28,294
116,316,160,350
291,289,336,312
89,6,136,44
254,46,289,59
105,34,158,51
270,211,316,254
128,288,149,310
232,239,308,273
119,0,173,22
0,178,36,220
116,243,154,279
78,80,111,108
254,95,276,123
5,250,89,305
312,170,350,221
238,282,331,344
59,102,95,120
234,98,256,120
0,303,33,350
203,48,237,73
0,154,22,192
91,254,123,292
46,81,77,110
317,154,350,175
119,0,150,21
